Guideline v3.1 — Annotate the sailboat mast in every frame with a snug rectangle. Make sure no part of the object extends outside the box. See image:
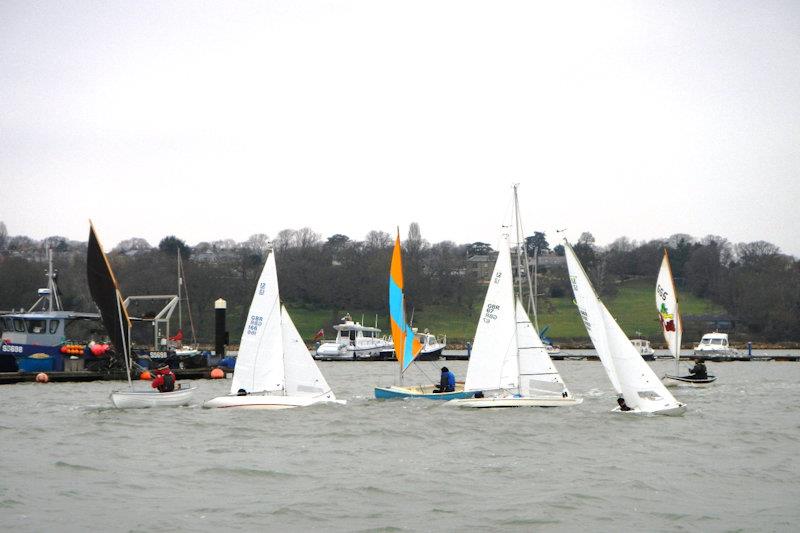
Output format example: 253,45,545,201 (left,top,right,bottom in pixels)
116,291,133,388
177,250,183,332
512,185,525,304
512,185,525,393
